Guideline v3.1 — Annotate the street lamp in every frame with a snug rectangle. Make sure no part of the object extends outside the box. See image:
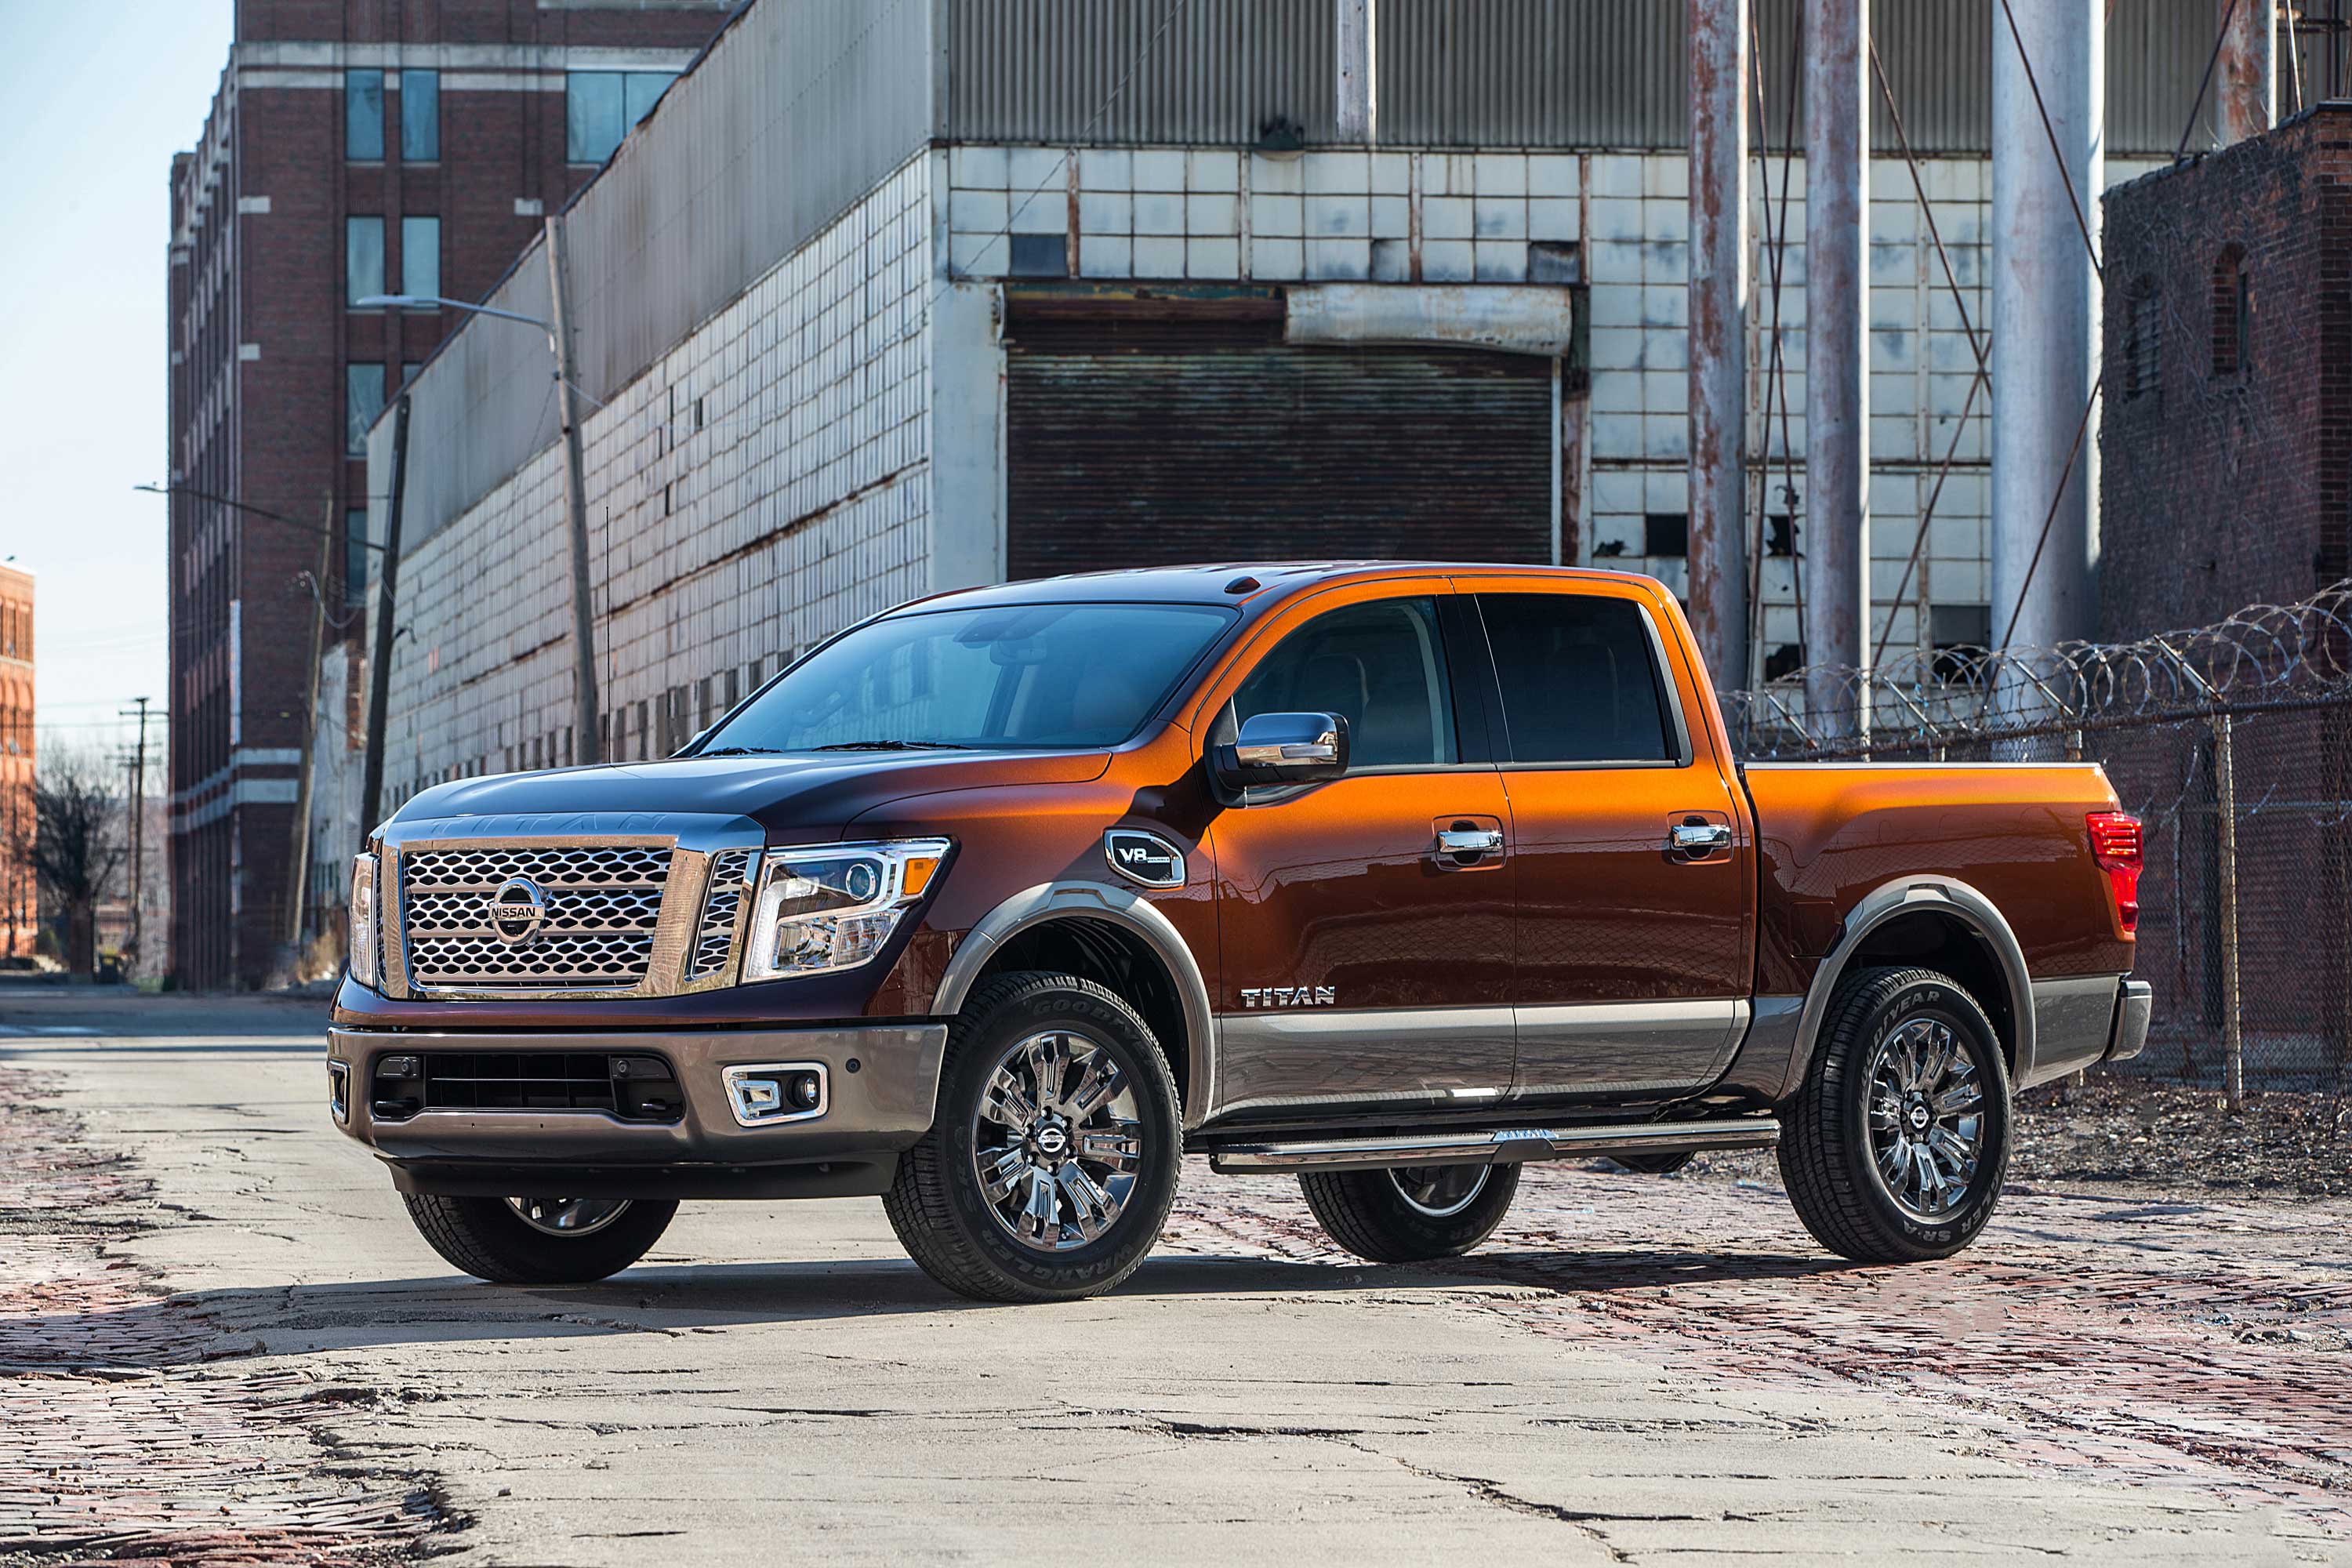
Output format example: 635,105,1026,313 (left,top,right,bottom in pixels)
355,231,604,769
